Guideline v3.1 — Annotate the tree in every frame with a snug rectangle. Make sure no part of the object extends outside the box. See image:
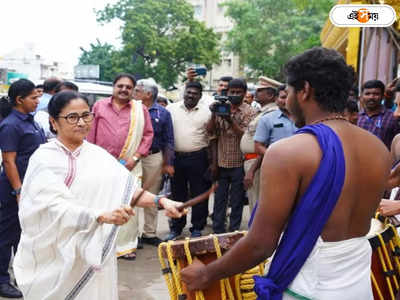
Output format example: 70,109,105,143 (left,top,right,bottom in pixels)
223,0,335,81
79,39,118,82
94,0,221,89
